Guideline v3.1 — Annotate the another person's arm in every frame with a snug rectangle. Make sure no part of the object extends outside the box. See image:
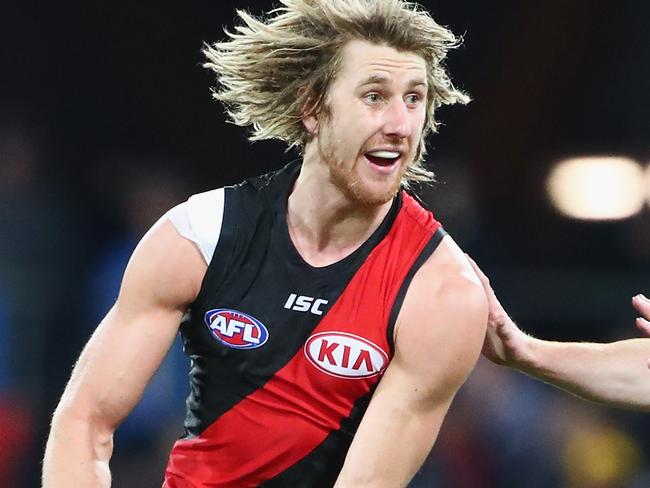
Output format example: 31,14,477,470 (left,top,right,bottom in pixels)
42,219,206,487
334,237,487,487
469,256,650,412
